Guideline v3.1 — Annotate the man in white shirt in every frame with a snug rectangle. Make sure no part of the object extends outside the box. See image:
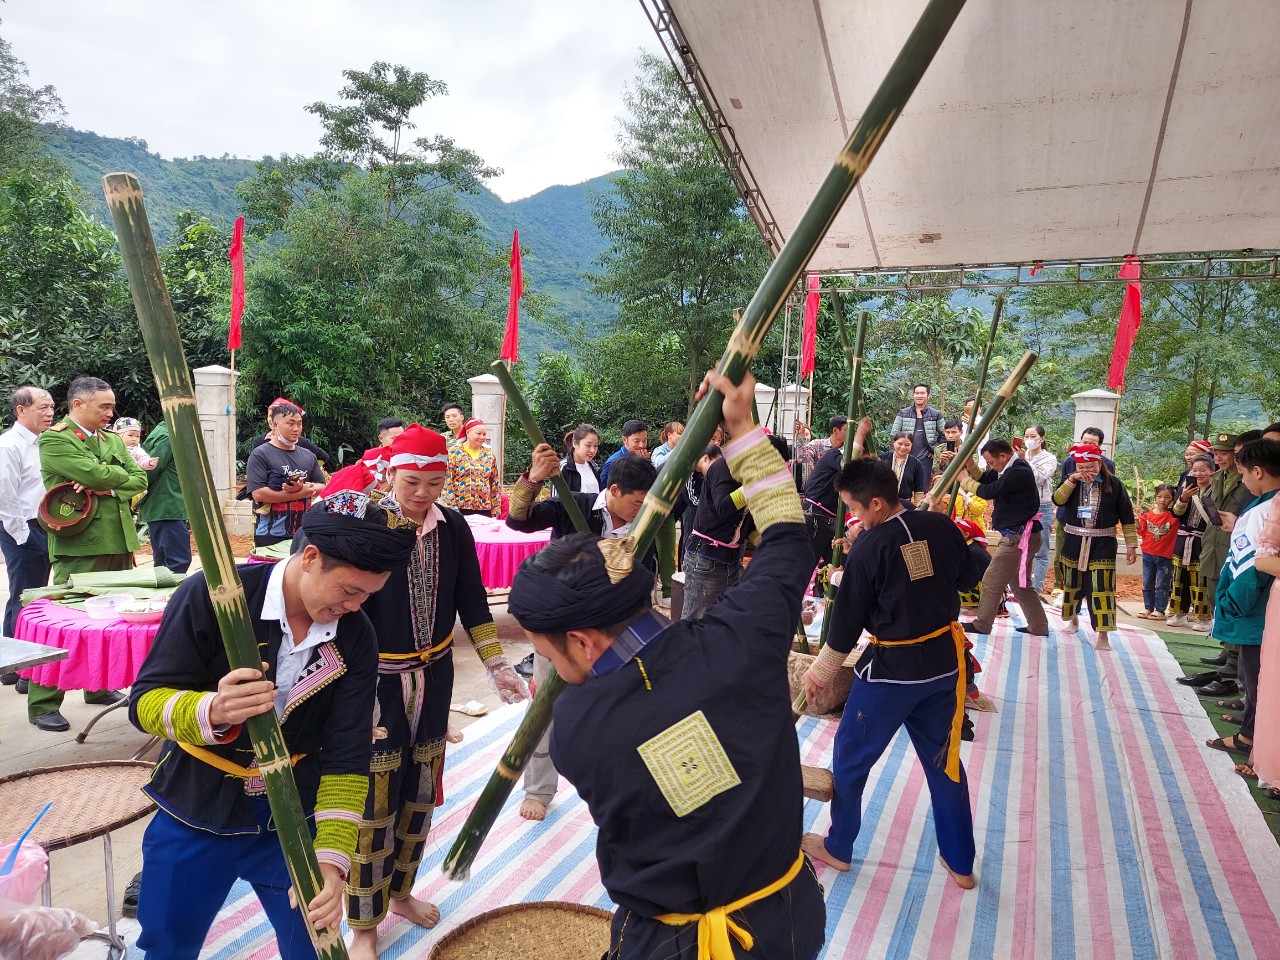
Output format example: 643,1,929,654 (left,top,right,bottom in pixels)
0,386,56,689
